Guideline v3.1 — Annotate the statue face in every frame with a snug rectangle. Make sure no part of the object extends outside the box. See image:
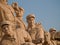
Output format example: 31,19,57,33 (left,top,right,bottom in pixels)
50,31,56,40
17,10,24,17
2,24,13,35
17,8,24,17
27,18,35,25
12,2,24,17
